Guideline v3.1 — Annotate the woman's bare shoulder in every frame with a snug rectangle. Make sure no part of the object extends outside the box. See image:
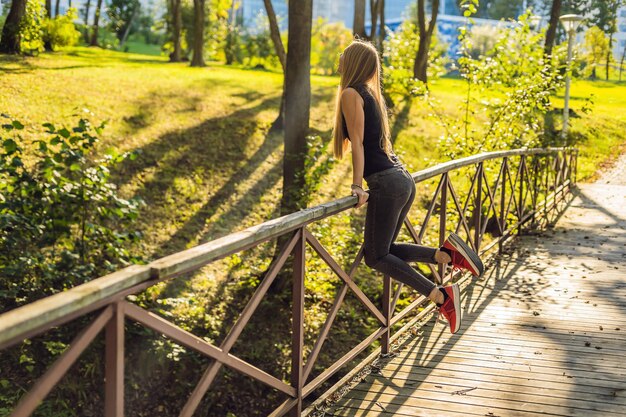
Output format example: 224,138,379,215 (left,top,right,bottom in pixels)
341,87,364,106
